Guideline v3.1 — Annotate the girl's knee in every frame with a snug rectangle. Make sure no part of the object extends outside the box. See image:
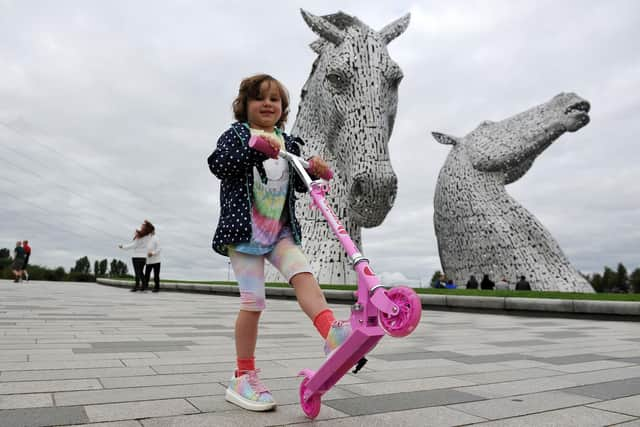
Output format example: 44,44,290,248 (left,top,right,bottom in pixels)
240,292,266,311
290,272,315,286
